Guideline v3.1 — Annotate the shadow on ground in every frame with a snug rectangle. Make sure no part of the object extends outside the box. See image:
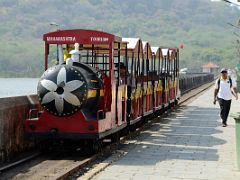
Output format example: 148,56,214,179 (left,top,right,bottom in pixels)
115,106,226,166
